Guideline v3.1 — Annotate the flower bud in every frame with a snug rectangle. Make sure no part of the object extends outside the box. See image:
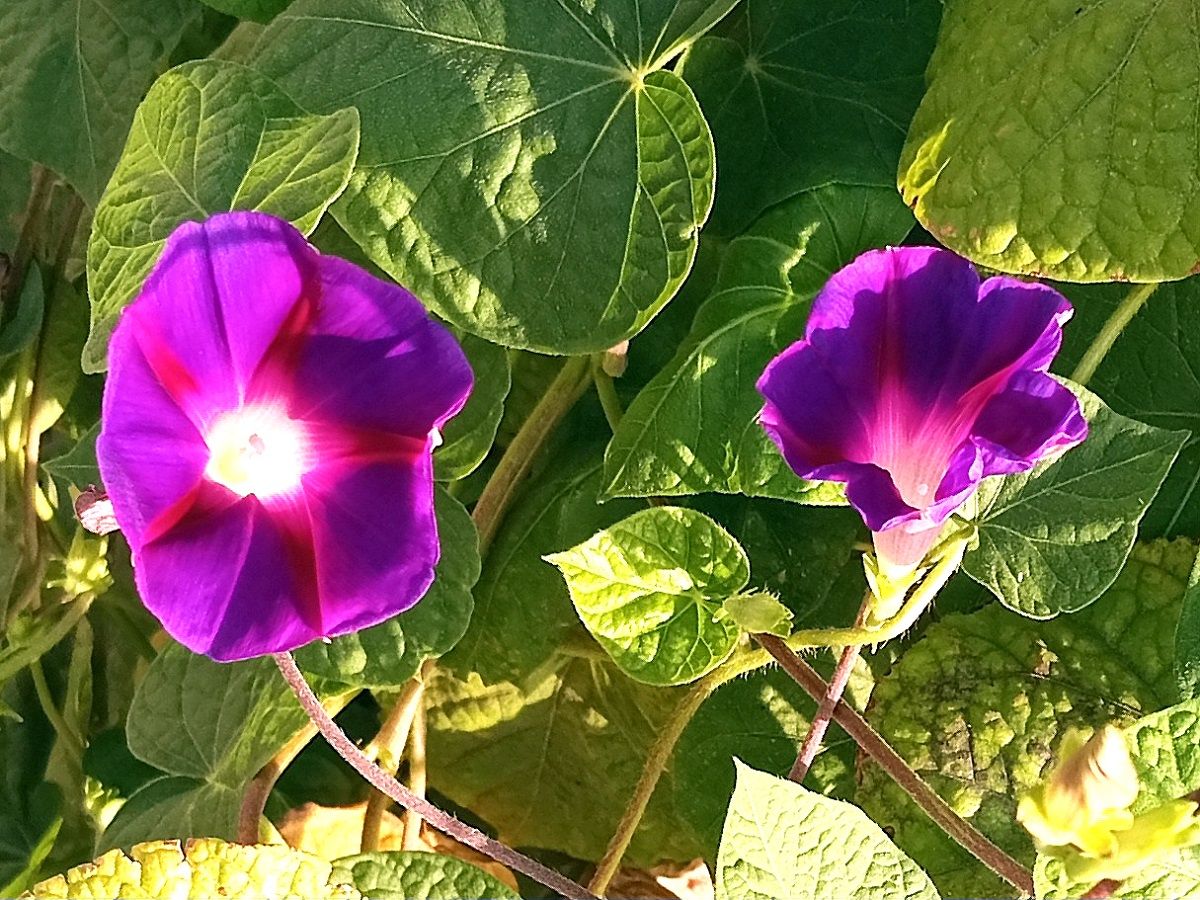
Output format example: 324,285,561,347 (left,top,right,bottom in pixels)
1018,727,1138,856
